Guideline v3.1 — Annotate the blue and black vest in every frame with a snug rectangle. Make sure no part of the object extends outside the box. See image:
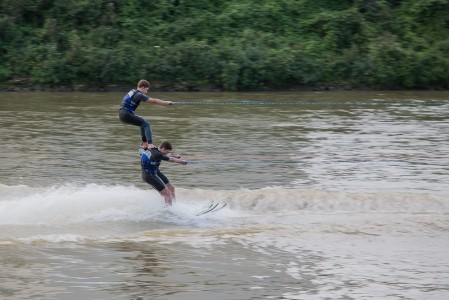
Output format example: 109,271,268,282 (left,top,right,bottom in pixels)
120,89,141,113
140,148,165,173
